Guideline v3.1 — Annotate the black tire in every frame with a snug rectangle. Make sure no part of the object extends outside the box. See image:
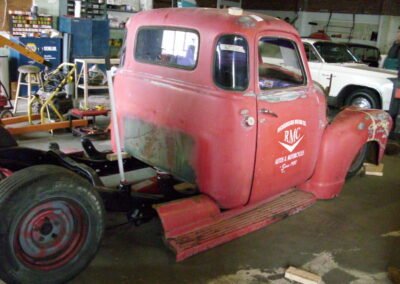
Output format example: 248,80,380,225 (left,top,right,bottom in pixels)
345,88,379,109
0,109,13,119
346,144,368,179
0,165,105,284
